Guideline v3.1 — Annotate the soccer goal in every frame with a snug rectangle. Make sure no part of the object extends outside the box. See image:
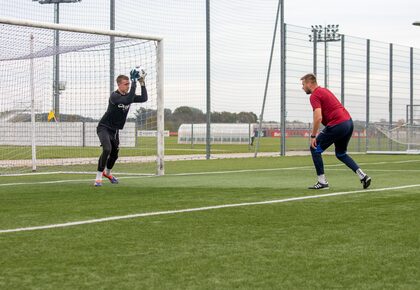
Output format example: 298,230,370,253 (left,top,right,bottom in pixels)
367,105,420,155
0,17,164,176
